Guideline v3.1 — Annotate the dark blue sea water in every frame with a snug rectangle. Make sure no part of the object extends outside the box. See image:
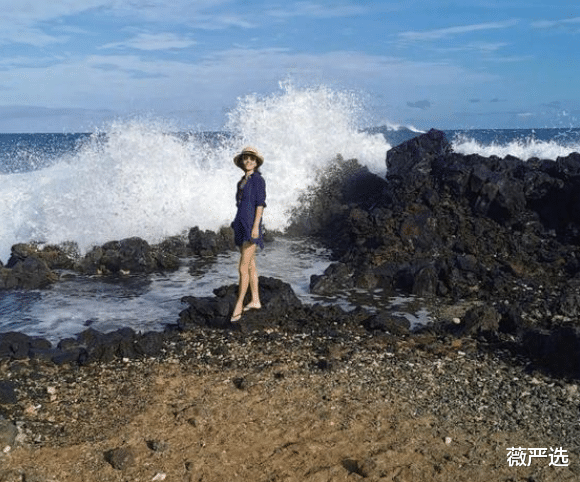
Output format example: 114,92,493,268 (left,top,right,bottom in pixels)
3,127,580,174
1,106,579,343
